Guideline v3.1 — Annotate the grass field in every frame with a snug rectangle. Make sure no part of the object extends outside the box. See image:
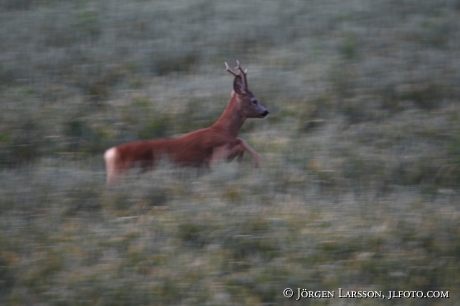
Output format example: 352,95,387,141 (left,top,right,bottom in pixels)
1,0,460,305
